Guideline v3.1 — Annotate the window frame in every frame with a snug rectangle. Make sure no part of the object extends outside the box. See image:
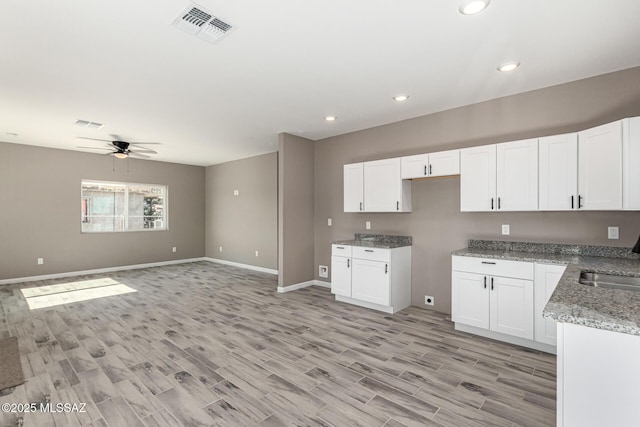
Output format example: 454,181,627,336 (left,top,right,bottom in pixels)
80,179,169,233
